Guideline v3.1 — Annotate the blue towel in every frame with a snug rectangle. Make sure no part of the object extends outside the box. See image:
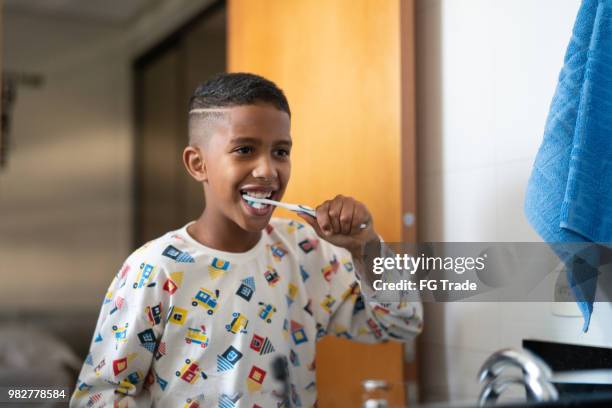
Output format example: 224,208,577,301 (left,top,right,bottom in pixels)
524,0,612,332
